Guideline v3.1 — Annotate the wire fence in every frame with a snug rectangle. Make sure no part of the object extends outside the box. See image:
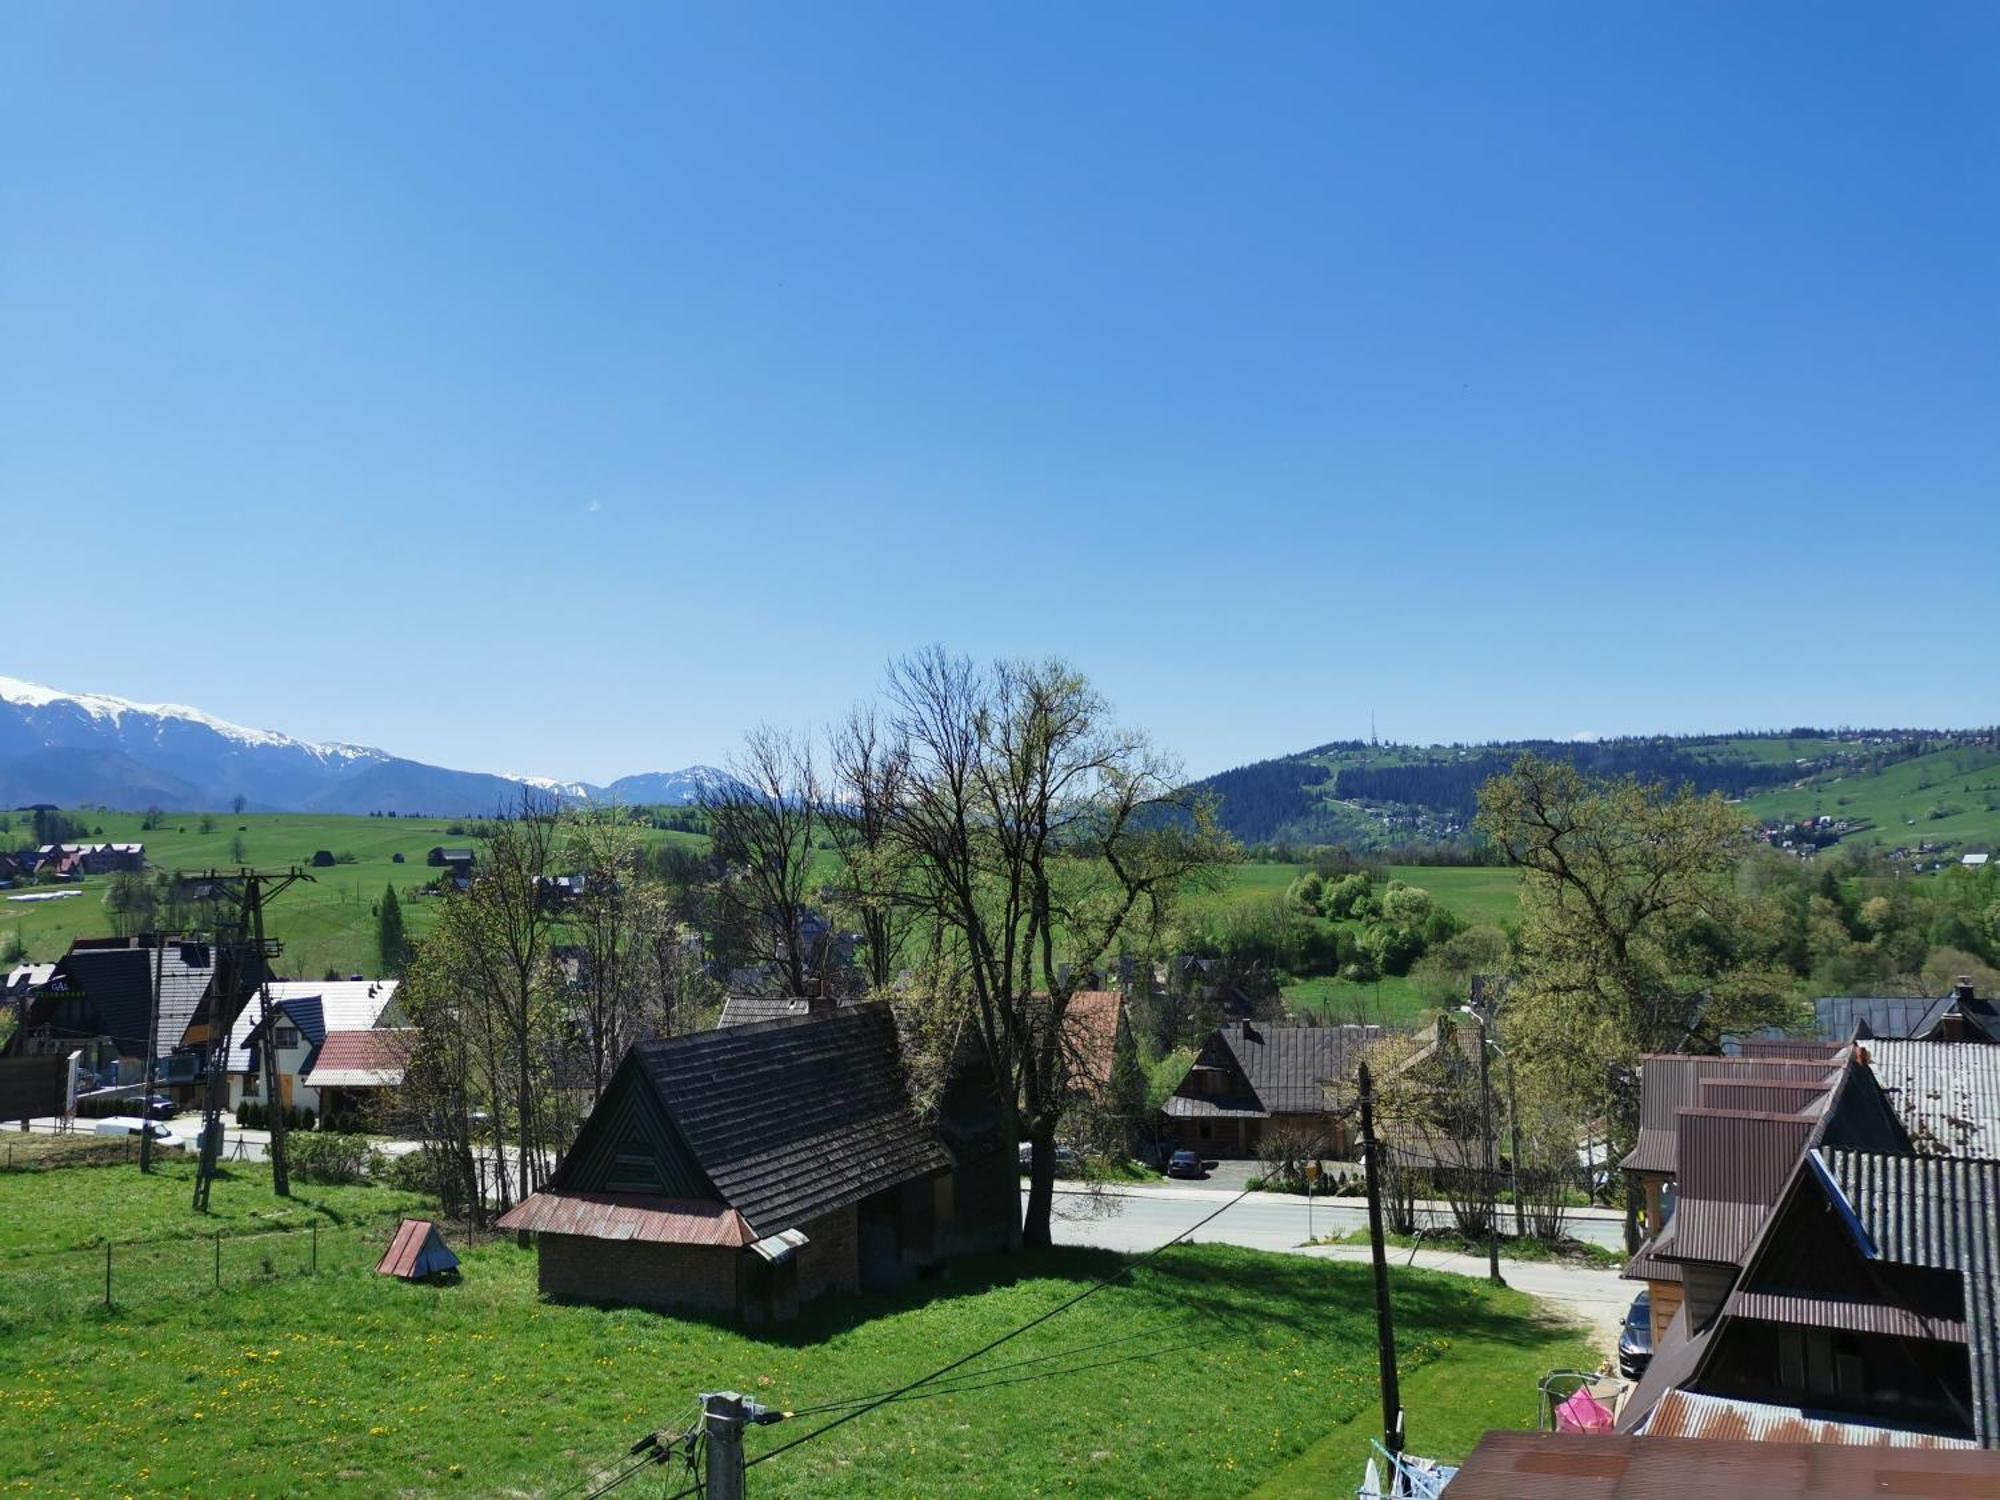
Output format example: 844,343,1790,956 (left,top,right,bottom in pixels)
0,1214,429,1322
